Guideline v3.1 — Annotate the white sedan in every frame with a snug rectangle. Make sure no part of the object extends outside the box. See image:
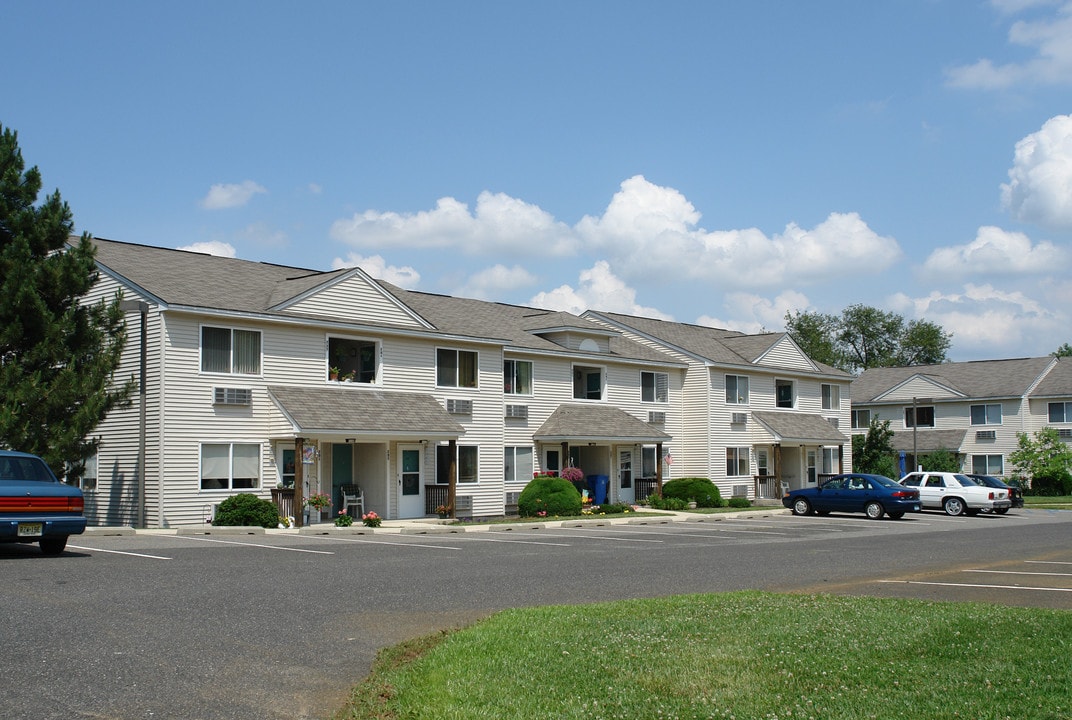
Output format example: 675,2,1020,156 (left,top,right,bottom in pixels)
900,471,1012,517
